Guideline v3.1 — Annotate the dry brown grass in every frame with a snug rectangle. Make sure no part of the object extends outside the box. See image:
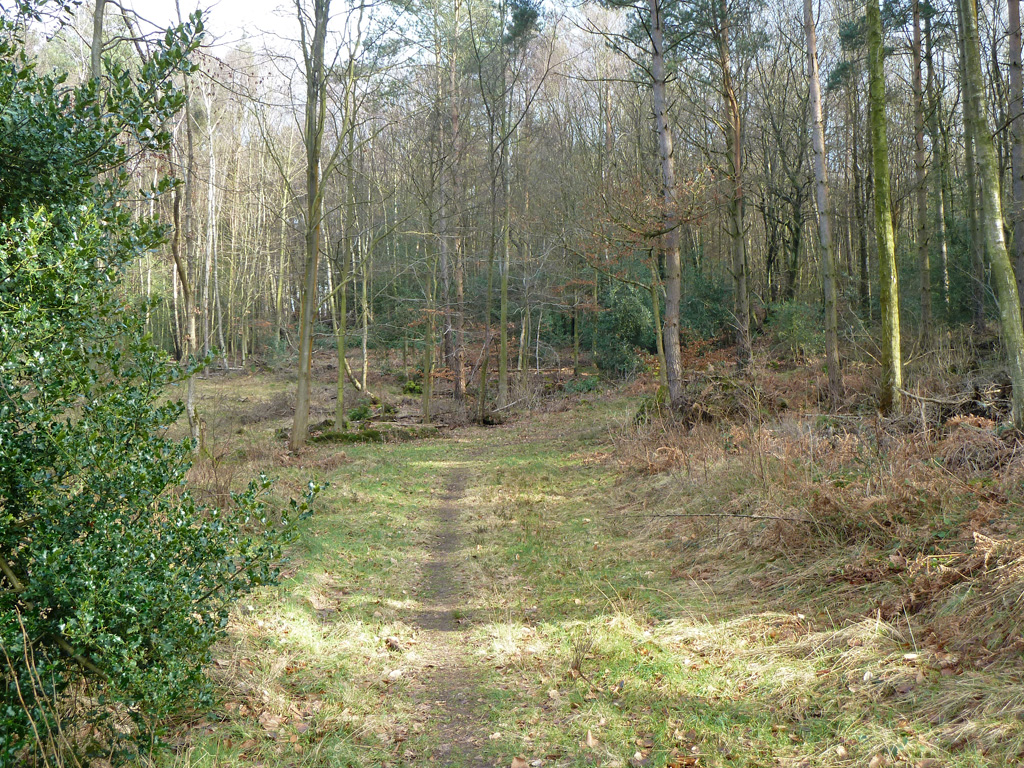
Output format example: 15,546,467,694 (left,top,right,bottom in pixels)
610,347,1024,691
